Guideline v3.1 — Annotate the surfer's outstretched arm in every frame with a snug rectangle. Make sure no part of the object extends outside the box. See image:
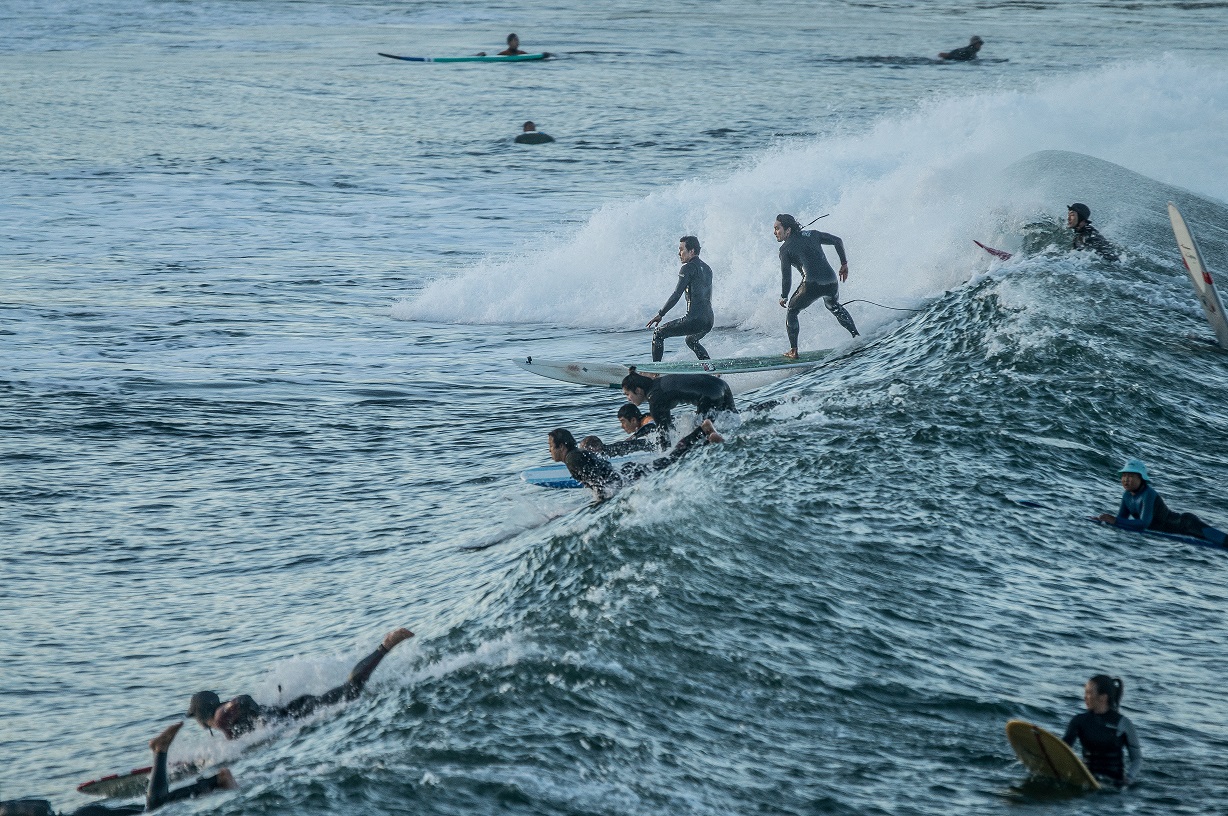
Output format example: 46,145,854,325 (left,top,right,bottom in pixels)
145,722,235,811
274,628,414,719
